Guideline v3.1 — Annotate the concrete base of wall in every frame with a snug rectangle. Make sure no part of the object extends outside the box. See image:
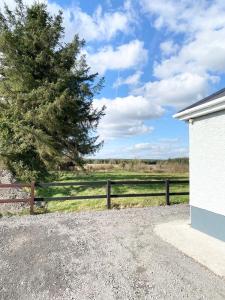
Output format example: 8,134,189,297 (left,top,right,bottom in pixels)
191,206,225,242
154,219,225,277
